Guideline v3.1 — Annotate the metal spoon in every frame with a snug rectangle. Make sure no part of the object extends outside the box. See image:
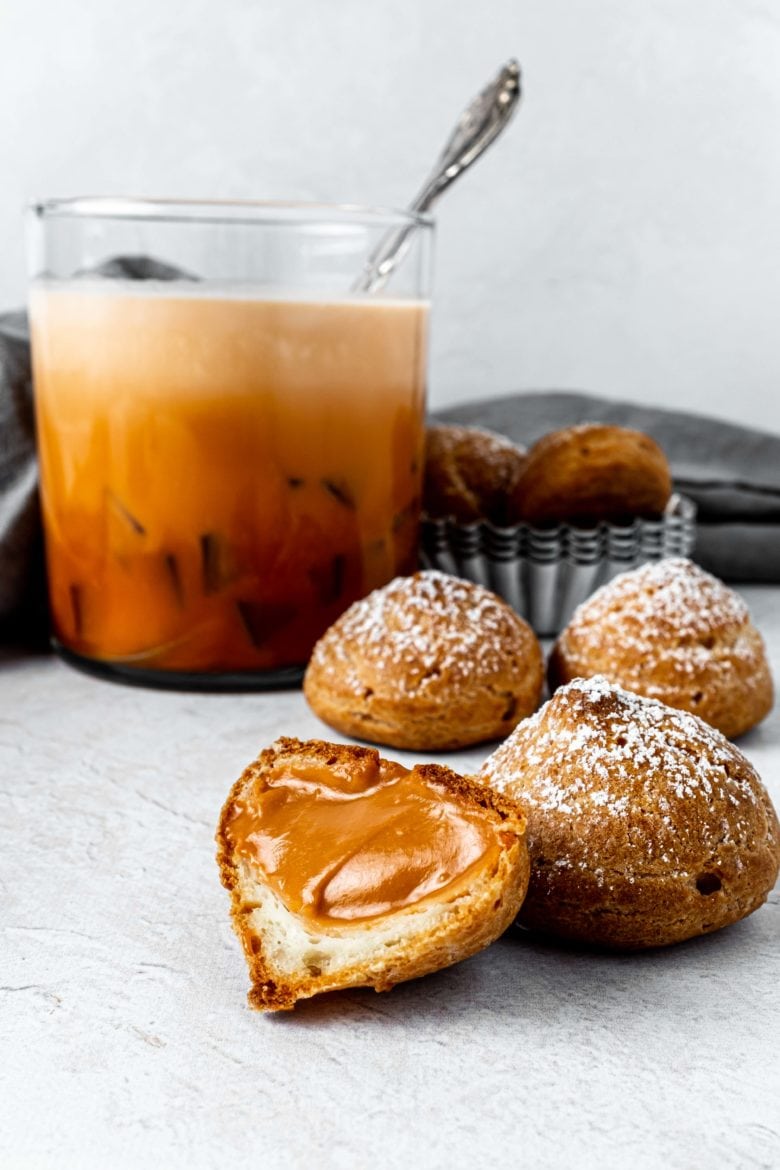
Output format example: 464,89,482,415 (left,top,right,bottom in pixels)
353,58,522,294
